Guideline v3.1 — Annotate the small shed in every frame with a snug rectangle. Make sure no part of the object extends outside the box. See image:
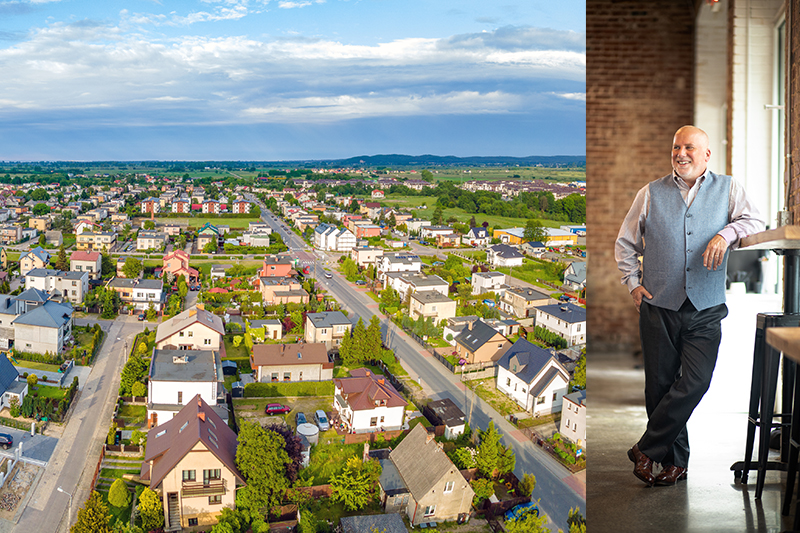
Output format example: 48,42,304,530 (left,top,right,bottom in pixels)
221,360,238,376
230,381,244,398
